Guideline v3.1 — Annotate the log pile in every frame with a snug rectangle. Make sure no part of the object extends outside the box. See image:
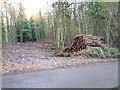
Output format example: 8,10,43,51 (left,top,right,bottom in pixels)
81,34,104,47
64,35,86,52
64,34,104,53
